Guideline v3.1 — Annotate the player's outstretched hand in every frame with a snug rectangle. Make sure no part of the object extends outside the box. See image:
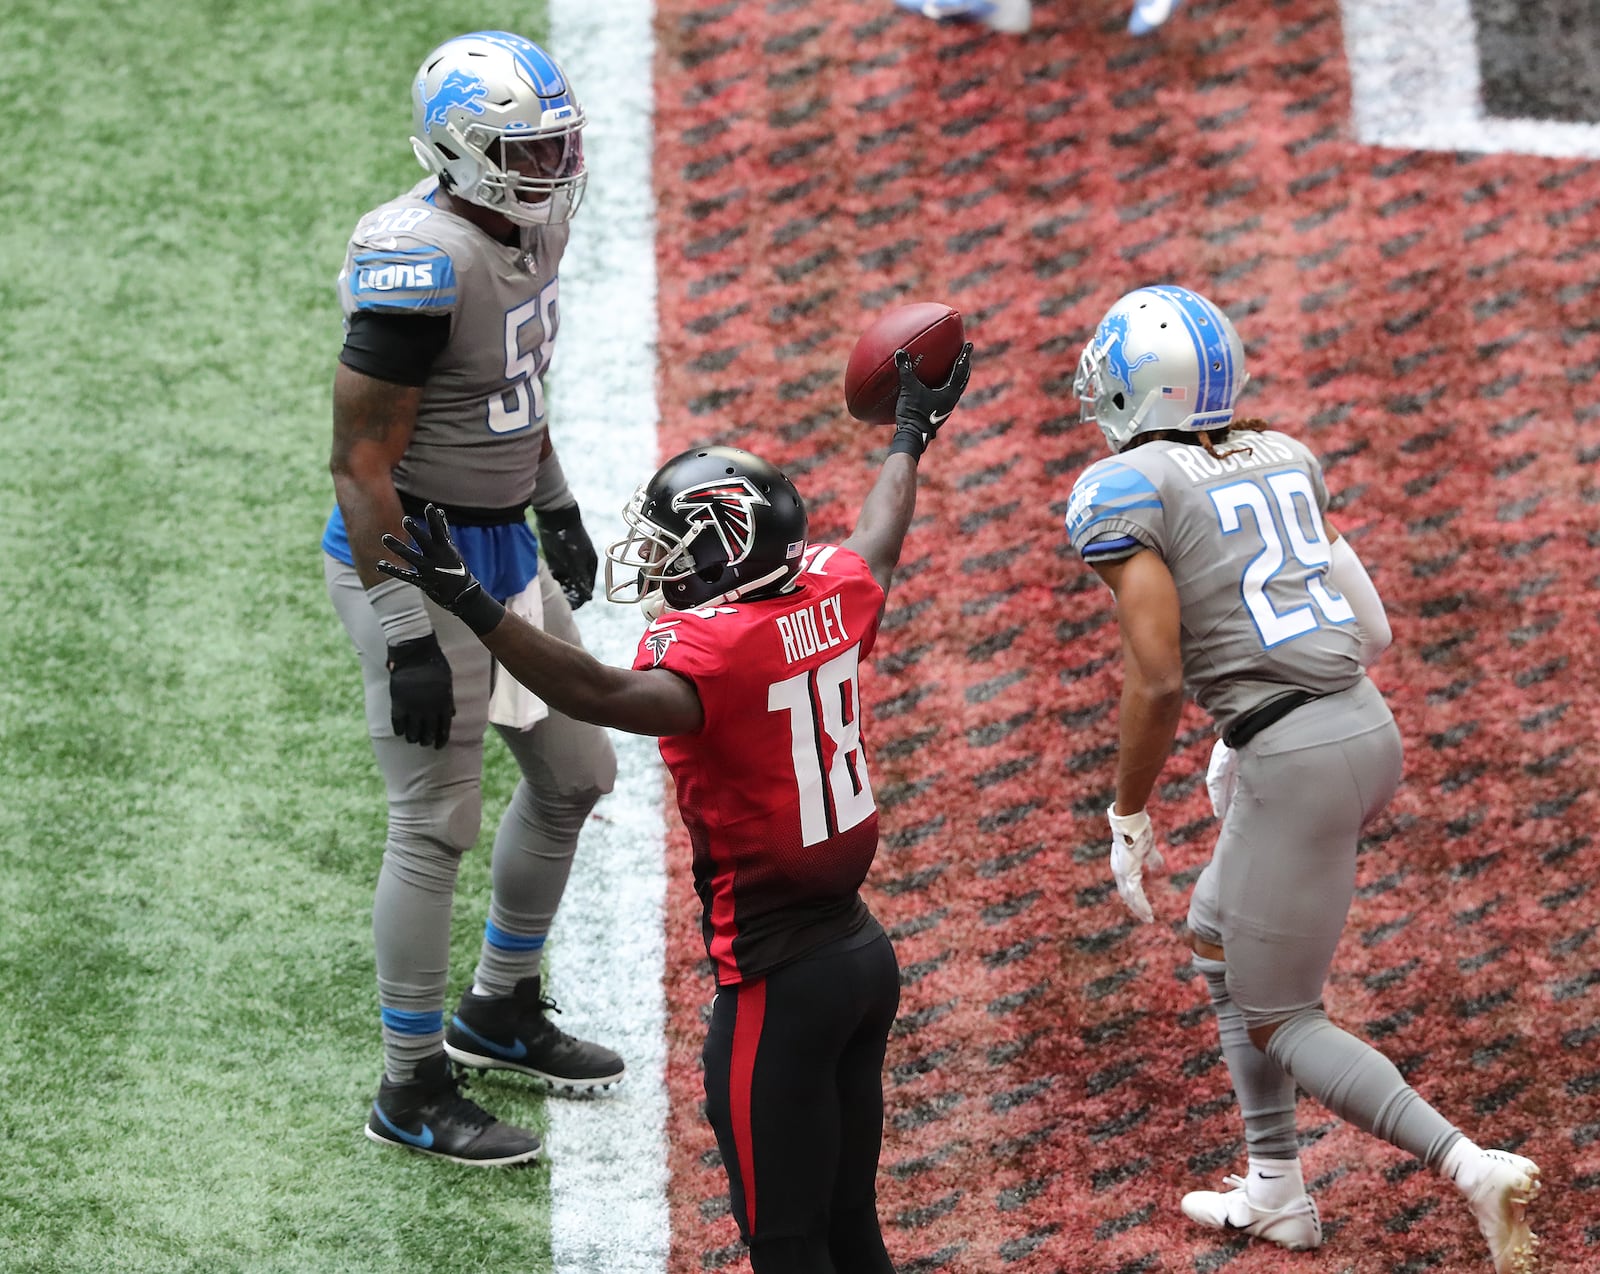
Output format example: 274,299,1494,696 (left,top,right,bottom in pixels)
1107,806,1166,925
1205,739,1239,821
379,504,507,637
890,341,974,458
536,502,599,610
